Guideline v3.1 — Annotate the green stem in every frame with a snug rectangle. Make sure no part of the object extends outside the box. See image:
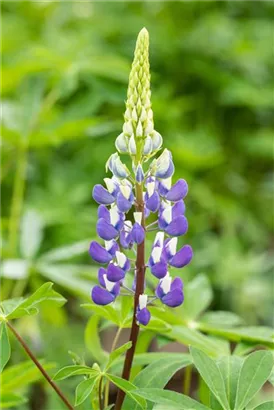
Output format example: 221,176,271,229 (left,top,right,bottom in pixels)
183,365,192,396
8,145,28,257
104,327,122,408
